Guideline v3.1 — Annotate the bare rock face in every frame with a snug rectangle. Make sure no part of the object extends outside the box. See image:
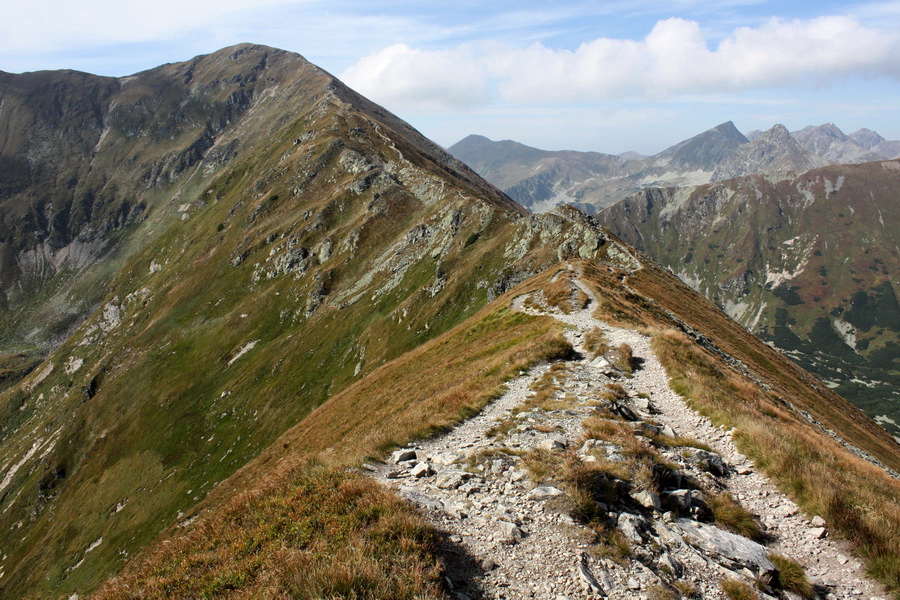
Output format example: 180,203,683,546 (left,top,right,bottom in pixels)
676,519,777,579
792,123,882,164
711,124,829,182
